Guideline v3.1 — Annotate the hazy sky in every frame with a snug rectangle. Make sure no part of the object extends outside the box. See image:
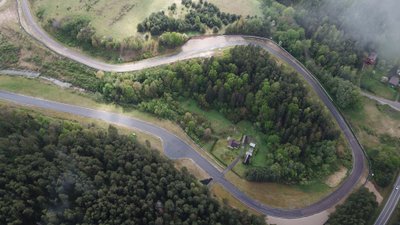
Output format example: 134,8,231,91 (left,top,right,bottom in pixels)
328,0,400,59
